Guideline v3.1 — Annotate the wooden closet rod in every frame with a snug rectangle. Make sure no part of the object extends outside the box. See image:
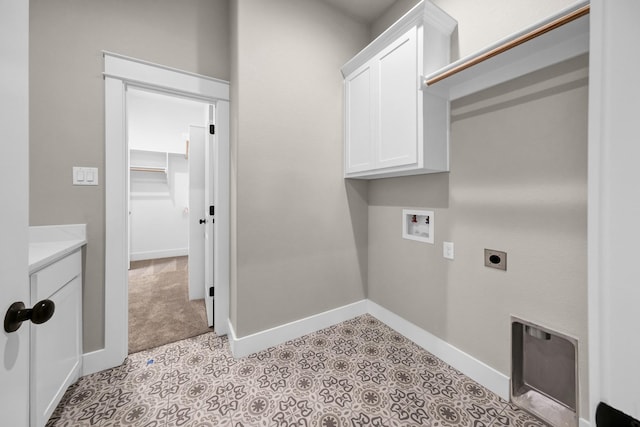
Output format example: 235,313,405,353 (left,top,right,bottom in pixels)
130,167,166,173
425,4,590,87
